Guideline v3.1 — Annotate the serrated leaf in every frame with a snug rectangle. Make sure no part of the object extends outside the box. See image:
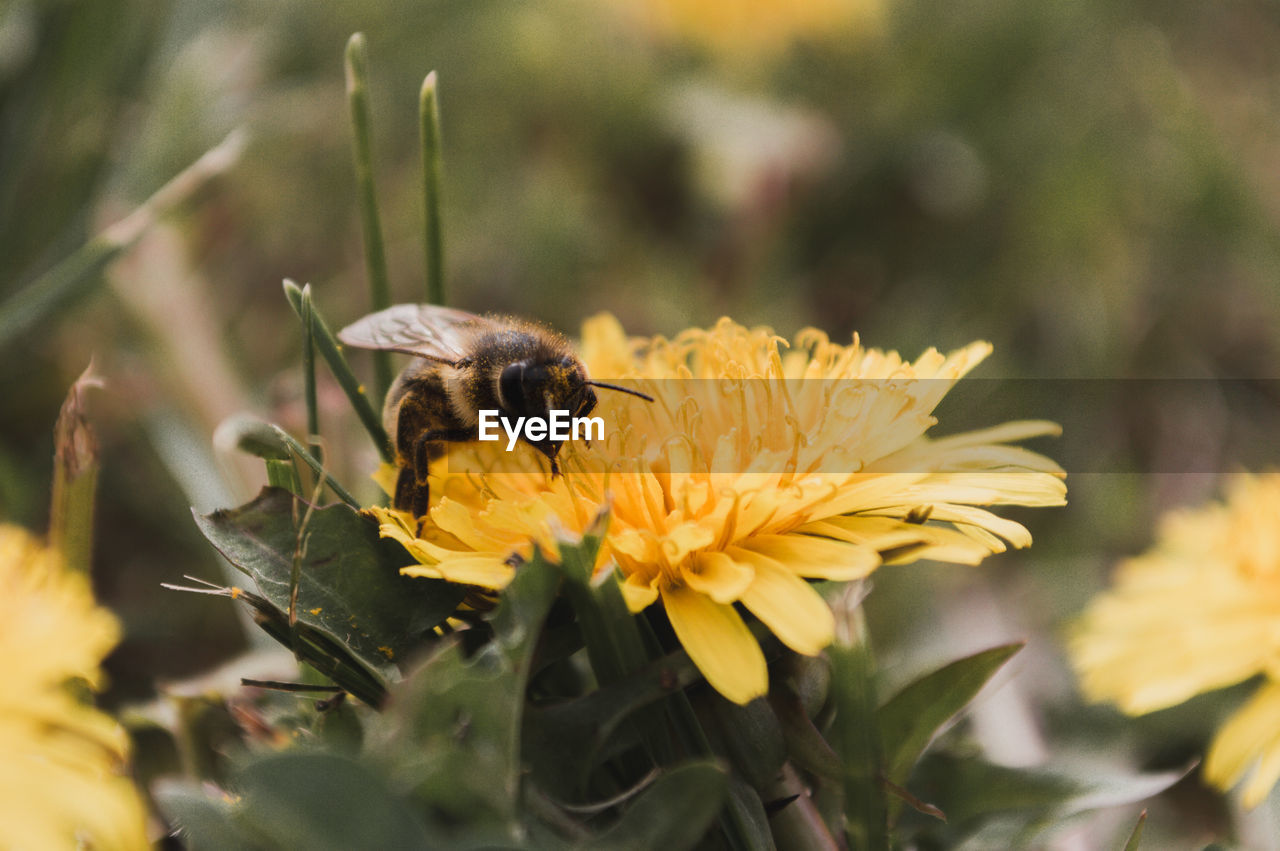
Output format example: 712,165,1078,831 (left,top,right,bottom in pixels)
371,550,563,830
193,487,465,678
589,761,730,851
233,752,437,850
878,642,1023,785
